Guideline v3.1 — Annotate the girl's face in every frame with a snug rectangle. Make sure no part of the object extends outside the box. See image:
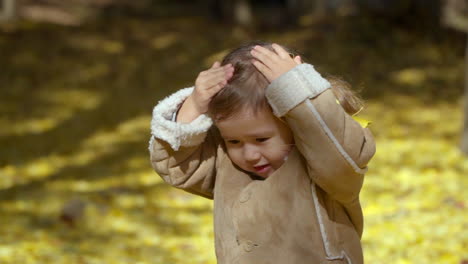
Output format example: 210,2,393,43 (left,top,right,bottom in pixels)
215,107,294,178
